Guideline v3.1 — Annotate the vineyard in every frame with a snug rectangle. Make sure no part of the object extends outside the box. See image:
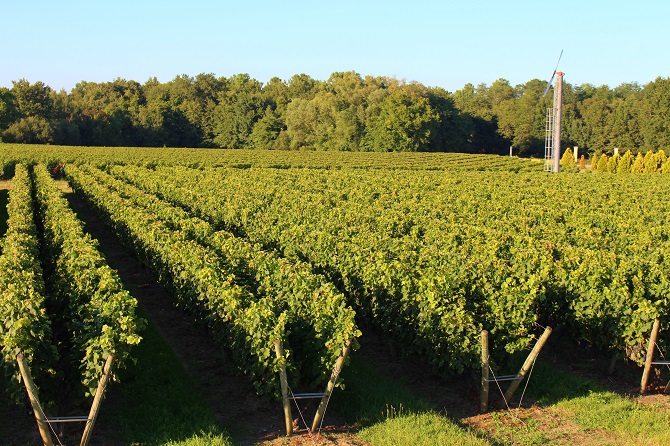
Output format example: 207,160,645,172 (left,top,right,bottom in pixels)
1,144,670,445
0,162,144,444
